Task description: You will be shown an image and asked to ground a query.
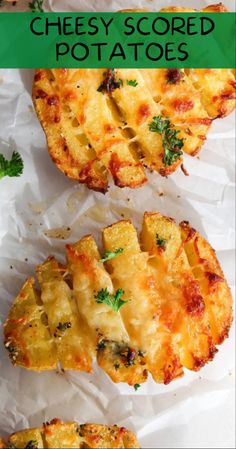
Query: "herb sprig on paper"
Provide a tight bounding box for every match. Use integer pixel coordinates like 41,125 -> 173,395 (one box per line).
149,115 -> 184,167
0,151 -> 24,180
95,288 -> 128,312
100,248 -> 124,263
28,0 -> 44,12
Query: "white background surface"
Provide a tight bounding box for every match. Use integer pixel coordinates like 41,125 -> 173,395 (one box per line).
0,1 -> 235,448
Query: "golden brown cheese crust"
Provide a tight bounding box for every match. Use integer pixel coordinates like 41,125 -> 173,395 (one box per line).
4,212 -> 233,386
1,419 -> 140,448
32,4 -> 236,190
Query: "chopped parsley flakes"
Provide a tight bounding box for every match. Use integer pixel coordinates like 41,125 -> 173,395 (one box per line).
126,79 -> 138,87
54,321 -> 71,337
156,234 -> 167,249
95,288 -> 128,312
100,247 -> 124,263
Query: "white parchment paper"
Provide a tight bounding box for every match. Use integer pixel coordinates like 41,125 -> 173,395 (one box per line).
0,1 -> 235,448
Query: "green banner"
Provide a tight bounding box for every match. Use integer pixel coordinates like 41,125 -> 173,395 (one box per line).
0,12 -> 235,68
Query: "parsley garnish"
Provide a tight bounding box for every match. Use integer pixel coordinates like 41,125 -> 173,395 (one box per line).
95,288 -> 128,312
100,247 -> 124,263
156,234 -> 167,249
126,79 -> 138,87
134,383 -> 141,391
0,151 -> 24,180
25,442 -> 38,449
149,116 -> 184,167
28,0 -> 44,12
54,321 -> 71,337
57,322 -> 71,331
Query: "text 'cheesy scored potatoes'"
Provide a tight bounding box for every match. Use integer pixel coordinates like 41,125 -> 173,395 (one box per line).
30,15 -> 215,37
4,212 -> 233,387
32,3 -> 236,192
0,418 -> 140,448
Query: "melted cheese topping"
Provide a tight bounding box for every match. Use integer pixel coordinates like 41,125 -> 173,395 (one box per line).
66,235 -> 129,344
4,212 -> 233,385
4,278 -> 57,371
3,419 -> 140,449
32,4 -> 235,191
37,257 -> 94,371
103,220 -> 183,383
52,69 -> 146,189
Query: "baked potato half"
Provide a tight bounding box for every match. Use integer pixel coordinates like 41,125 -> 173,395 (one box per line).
0,418 -> 139,448
32,4 -> 235,191
4,212 -> 232,386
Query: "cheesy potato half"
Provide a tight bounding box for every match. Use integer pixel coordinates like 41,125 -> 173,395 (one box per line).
32,4 -> 235,192
4,212 -> 232,386
0,418 -> 139,448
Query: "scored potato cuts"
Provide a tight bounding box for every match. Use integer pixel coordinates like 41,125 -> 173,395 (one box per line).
0,418 -> 139,448
32,4 -> 236,192
4,212 -> 232,386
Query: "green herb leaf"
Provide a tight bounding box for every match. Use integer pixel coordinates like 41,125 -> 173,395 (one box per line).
95,288 -> 128,312
134,383 -> 141,391
100,247 -> 124,263
156,234 -> 167,249
149,115 -> 184,167
57,322 -> 71,331
28,0 -> 44,12
0,151 -> 24,180
24,441 -> 38,449
54,321 -> 71,337
126,79 -> 138,87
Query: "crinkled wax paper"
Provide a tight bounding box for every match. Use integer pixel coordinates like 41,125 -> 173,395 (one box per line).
0,1 -> 235,447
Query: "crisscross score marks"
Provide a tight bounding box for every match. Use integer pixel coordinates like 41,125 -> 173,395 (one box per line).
112,69 -> 183,175
160,4 -> 235,119
141,213 -> 217,373
140,69 -> 212,156
4,213 -> 233,385
102,220 -> 183,384
180,221 -> 233,345
4,278 -> 57,370
52,69 -> 147,189
3,419 -> 140,449
66,236 -> 147,385
33,4 -> 236,191
187,69 -> 236,118
66,236 -> 128,343
37,257 -> 93,372
33,69 -> 108,192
